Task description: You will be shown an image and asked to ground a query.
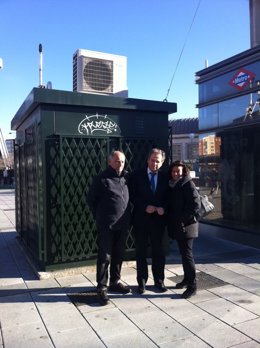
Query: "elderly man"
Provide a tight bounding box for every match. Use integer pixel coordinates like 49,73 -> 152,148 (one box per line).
87,150 -> 131,305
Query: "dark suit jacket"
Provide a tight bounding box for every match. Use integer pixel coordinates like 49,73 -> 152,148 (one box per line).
129,168 -> 169,228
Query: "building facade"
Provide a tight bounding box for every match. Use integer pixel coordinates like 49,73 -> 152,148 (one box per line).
5,139 -> 14,168
169,118 -> 199,166
196,45 -> 260,240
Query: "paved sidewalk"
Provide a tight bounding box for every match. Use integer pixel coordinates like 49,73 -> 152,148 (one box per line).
0,189 -> 260,348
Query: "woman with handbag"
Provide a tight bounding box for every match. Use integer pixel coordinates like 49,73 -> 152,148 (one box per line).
168,161 -> 201,299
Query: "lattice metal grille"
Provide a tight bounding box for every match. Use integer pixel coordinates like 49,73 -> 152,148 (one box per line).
122,138 -> 157,172
15,124 -> 40,260
61,137 -> 108,261
37,124 -> 44,260
14,143 -> 21,235
46,136 -> 109,264
46,137 -> 62,263
25,125 -> 39,255
20,145 -> 27,239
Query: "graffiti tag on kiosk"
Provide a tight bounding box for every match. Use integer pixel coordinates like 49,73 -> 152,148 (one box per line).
78,113 -> 121,135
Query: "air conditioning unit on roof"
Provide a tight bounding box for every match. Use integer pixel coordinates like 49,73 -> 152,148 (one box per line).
73,49 -> 128,97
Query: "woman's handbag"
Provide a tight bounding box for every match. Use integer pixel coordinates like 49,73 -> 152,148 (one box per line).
198,195 -> 214,217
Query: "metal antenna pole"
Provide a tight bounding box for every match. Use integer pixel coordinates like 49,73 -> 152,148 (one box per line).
39,44 -> 43,87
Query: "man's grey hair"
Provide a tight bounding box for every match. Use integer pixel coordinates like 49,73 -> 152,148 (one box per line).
108,150 -> 125,161
148,148 -> 166,161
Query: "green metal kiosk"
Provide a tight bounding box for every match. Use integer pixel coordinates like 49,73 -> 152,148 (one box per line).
11,88 -> 177,271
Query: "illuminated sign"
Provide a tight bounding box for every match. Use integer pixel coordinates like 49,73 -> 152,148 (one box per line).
229,68 -> 255,91
78,113 -> 121,136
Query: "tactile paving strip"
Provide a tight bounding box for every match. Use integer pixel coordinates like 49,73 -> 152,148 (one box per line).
67,291 -> 98,306
168,271 -> 228,290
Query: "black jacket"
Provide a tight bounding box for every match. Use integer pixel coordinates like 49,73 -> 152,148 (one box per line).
129,168 -> 169,227
168,175 -> 201,239
87,166 -> 131,231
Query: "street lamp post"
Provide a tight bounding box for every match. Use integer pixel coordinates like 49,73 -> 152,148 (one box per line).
189,133 -> 195,160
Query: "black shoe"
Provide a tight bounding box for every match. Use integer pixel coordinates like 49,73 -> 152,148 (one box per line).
154,281 -> 167,293
138,286 -> 145,294
138,285 -> 146,294
109,282 -> 131,294
175,280 -> 188,289
137,280 -> 146,294
97,288 -> 109,306
181,287 -> 197,299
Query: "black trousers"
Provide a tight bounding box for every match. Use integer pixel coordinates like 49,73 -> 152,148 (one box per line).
96,227 -> 128,289
176,238 -> 196,288
134,215 -> 166,285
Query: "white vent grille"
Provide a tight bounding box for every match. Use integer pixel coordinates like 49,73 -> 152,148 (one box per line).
73,49 -> 128,97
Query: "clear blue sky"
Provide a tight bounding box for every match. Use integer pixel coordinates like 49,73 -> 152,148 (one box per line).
0,0 -> 250,140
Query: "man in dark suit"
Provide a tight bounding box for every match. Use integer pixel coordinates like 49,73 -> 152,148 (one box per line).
129,148 -> 169,294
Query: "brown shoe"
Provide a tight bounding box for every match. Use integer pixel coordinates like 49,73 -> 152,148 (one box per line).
109,282 -> 131,294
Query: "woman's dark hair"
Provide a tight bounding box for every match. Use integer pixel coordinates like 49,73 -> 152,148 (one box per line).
169,160 -> 190,177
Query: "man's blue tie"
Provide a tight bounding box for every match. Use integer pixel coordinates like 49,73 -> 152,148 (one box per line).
150,172 -> 156,193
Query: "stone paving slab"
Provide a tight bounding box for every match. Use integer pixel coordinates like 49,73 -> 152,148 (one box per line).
123,307 -> 193,345
202,267 -> 260,293
180,313 -> 251,348
56,274 -> 92,287
0,293 -> 40,328
2,321 -> 53,348
103,329 -> 157,348
49,326 -> 105,348
234,318 -> 260,343
196,297 -> 258,325
0,283 -> 28,297
0,212 -> 14,230
25,278 -> 61,290
82,306 -> 140,340
217,262 -> 260,280
234,342 -> 260,348
245,262 -> 260,270
188,288 -> 219,304
137,317 -> 193,345
160,336 -> 211,348
210,284 -> 260,315
150,295 -> 208,321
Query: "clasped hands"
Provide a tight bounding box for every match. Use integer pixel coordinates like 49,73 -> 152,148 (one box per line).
146,205 -> 165,215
